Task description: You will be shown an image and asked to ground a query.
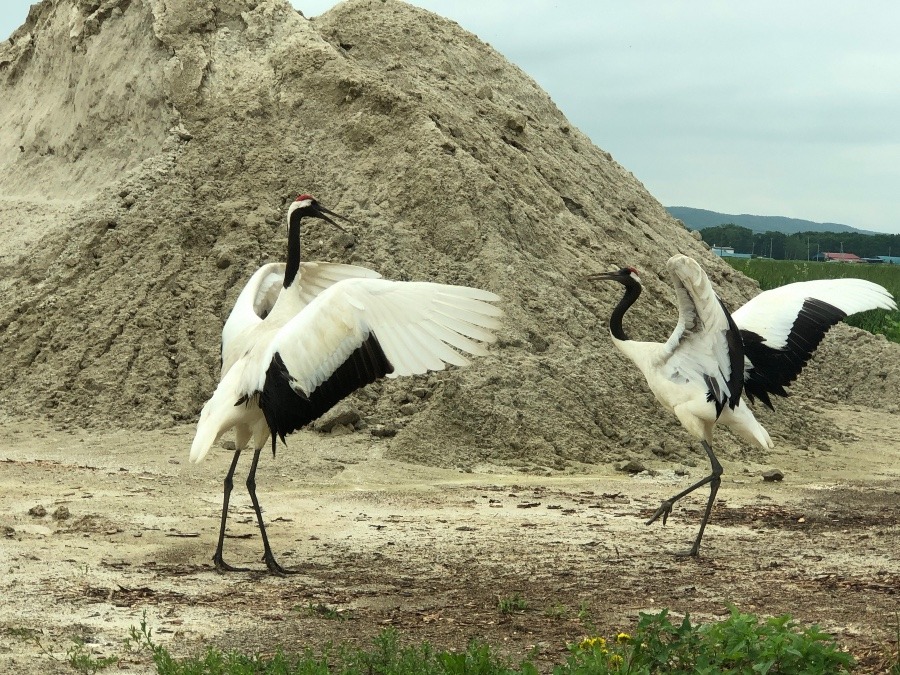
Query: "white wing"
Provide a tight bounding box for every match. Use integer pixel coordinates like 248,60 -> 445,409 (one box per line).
221,263 -> 286,355
733,278 -> 896,408
733,278 -> 896,349
270,278 -> 502,395
658,255 -> 742,415
221,261 -> 382,368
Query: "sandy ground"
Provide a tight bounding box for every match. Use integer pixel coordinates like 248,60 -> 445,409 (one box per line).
1,403 -> 898,673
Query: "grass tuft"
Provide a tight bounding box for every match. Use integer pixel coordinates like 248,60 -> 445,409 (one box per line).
558,606 -> 853,674
66,638 -> 119,674
497,593 -> 529,614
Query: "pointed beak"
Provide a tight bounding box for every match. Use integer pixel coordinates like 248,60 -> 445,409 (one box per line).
585,270 -> 621,282
309,203 -> 351,232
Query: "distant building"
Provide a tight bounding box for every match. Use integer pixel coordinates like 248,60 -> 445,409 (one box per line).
878,255 -> 900,265
712,245 -> 751,259
813,252 -> 862,263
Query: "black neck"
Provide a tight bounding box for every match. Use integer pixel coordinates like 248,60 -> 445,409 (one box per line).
609,278 -> 641,341
283,214 -> 303,288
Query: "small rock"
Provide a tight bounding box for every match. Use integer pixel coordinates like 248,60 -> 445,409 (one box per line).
28,505 -> 47,518
220,439 -> 237,451
475,84 -> 493,100
216,251 -> 232,269
314,403 -> 361,432
690,229 -> 702,241
330,423 -> 354,436
171,123 -> 193,141
617,459 -> 646,474
333,232 -> 356,249
398,403 -> 417,416
651,445 -> 673,458
506,113 -> 526,133
52,506 -> 71,521
370,424 -> 397,438
762,469 -> 784,482
674,466 -> 689,476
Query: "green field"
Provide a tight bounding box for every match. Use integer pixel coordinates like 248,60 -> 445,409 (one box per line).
724,258 -> 900,343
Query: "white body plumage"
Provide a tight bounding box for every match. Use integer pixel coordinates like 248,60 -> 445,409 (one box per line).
190,194 -> 503,574
589,253 -> 896,555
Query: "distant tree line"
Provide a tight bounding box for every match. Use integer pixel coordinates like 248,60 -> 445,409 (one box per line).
699,224 -> 900,260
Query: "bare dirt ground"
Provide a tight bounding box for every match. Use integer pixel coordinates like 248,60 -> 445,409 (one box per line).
1,403 -> 898,673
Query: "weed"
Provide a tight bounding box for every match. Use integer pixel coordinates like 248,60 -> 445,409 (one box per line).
120,606 -> 858,675
301,602 -> 348,621
498,593 -> 529,614
557,606 -> 854,674
4,626 -> 40,640
576,600 -> 593,625
125,620 -> 537,675
66,638 -> 118,674
544,602 -> 570,620
125,612 -> 178,673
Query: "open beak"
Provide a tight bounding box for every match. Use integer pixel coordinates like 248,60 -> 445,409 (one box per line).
310,203 -> 352,232
585,270 -> 622,282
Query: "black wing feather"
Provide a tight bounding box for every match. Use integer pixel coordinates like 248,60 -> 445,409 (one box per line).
259,333 -> 394,448
742,298 -> 847,409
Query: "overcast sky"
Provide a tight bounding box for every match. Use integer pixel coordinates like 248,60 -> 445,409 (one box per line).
3,1 -> 899,234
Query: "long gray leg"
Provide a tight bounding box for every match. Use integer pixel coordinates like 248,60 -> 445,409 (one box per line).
213,450 -> 249,572
646,440 -> 723,556
245,447 -> 298,576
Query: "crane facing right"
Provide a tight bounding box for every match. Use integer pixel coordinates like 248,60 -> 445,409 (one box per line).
588,254 -> 896,557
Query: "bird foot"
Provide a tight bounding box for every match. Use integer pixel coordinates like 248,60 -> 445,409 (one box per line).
646,499 -> 675,526
212,554 -> 250,573
673,545 -> 701,558
263,552 -> 301,577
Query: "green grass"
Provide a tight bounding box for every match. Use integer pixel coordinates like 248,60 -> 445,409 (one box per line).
561,607 -> 854,674
725,258 -> 900,342
497,593 -> 529,614
125,616 -> 538,675
300,602 -> 349,622
66,638 -> 119,674
112,606 -> 869,675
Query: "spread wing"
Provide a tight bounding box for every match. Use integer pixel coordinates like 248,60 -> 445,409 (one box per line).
258,278 -> 503,441
659,255 -> 743,417
191,276 -> 502,463
221,261 -> 382,362
733,278 -> 896,409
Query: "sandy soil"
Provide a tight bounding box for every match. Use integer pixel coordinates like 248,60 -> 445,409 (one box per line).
1,3 -> 898,674
2,403 -> 898,673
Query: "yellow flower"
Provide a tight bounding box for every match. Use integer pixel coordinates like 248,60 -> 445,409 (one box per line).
615,632 -> 632,644
578,636 -> 607,650
609,654 -> 624,666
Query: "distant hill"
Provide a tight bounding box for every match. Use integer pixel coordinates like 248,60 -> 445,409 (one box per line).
666,206 -> 879,235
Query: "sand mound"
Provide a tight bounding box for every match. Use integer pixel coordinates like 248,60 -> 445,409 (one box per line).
1,0 -> 897,471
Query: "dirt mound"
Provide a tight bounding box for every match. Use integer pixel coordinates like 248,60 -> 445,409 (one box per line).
0,0 -> 897,471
